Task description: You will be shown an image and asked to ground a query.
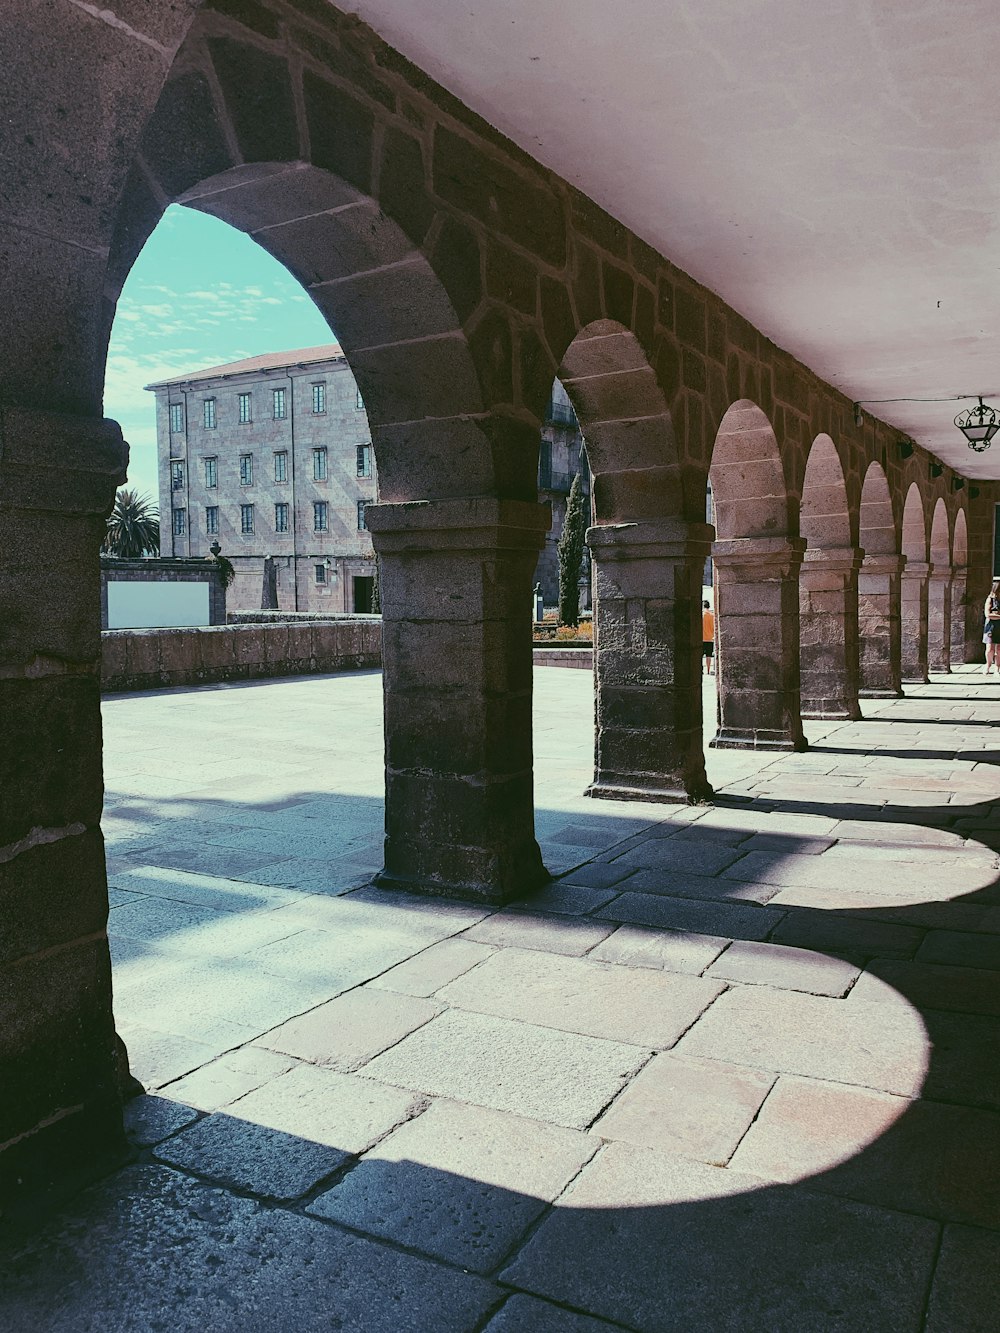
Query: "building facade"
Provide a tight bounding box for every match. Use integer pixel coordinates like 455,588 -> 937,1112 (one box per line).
536,379 -> 591,610
147,346 -> 378,613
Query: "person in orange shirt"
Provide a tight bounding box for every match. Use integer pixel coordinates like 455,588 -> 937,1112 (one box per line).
702,600 -> 715,675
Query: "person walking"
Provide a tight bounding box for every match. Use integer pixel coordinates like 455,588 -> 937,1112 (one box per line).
702,599 -> 716,676
984,581 -> 1000,674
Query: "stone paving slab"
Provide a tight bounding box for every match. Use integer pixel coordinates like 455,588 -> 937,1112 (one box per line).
769,909 -> 922,960
728,1074 -> 1000,1230
259,988 -> 442,1069
123,1094 -> 200,1148
613,868 -> 780,904
159,1045 -> 297,1111
597,891 -> 783,940
109,865 -> 303,913
461,912 -> 615,956
438,947 -> 725,1048
675,988 -> 929,1096
590,925 -> 729,975
521,883 -> 622,915
917,929 -> 1000,970
919,1010 -> 1000,1110
849,959 -> 1000,1017
364,1009 -> 648,1129
500,1141 -> 940,1332
925,1225 -> 1000,1333
0,1166 -> 499,1331
707,939 -> 861,996
556,861 -> 638,889
365,938 -> 496,996
591,1053 -> 775,1165
609,838 -> 746,877
116,1022 -> 244,1090
309,1098 -> 596,1272
484,1295 -> 622,1332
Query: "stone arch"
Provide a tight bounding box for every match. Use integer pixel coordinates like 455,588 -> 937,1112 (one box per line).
799,436 -> 860,718
950,507 -> 971,664
708,402 -> 804,750
858,462 -> 903,697
556,323 -> 709,802
557,321 -> 683,523
928,498 -> 953,672
901,484 -> 930,682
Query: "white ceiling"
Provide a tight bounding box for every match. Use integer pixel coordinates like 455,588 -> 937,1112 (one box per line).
349,0 -> 1000,477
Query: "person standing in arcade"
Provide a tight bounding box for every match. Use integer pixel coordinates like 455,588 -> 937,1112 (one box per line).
702,599 -> 716,676
984,581 -> 1000,674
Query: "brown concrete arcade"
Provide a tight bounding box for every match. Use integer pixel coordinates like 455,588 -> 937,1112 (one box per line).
1,0 -> 995,1211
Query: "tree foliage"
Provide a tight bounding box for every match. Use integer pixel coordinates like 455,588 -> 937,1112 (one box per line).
557,471 -> 587,627
103,488 -> 160,558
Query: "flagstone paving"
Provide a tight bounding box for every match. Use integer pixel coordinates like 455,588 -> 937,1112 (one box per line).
3,666 -> 1000,1330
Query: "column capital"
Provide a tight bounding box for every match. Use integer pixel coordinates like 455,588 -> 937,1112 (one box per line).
0,407 -> 127,516
929,565 -> 954,583
861,553 -> 906,576
802,545 -> 865,573
586,519 -> 713,561
365,497 -> 550,555
902,560 -> 932,579
712,535 -> 806,571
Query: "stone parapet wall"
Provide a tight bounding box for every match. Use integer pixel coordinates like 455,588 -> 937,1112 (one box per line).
533,647 -> 593,669
101,622 -> 381,693
228,611 -> 381,624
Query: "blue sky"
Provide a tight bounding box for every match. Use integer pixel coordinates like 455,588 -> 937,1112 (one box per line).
105,205 -> 334,502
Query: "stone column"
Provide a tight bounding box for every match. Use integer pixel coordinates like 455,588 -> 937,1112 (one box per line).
901,560 -> 932,683
950,569 -> 969,665
0,407 -> 128,1188
927,567 -> 953,673
586,520 -> 713,804
798,546 -> 863,719
858,554 -> 905,698
365,497 -> 550,905
710,536 -> 807,751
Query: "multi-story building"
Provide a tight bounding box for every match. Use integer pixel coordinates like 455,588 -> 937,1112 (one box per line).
146,345 -> 378,613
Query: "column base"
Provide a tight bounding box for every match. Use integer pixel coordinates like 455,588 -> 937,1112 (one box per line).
710,729 -> 808,752
859,688 -> 904,699
901,675 -> 930,685
800,703 -> 863,720
373,849 -> 549,907
586,776 -> 714,805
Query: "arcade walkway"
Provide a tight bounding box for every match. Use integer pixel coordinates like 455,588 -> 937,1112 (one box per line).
2,667 -> 999,1330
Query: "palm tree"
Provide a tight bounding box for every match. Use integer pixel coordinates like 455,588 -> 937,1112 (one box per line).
103,488 -> 160,558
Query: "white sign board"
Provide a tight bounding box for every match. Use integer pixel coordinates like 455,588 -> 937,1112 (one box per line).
108,580 -> 211,629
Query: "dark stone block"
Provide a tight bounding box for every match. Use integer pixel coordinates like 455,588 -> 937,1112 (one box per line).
486,240 -> 537,316
208,38 -> 299,164
207,0 -> 282,36
633,283 -> 655,354
540,277 -> 578,364
602,263 -> 634,327
106,164 -> 164,297
682,349 -> 706,393
304,69 -> 375,192
379,127 -> 435,244
294,25 -> 396,111
469,308 -> 514,406
517,327 -> 556,421
432,214 -> 483,323
0,830 -> 108,966
141,70 -> 235,201
574,245 -> 603,327
675,287 -> 707,353
434,128 -> 566,268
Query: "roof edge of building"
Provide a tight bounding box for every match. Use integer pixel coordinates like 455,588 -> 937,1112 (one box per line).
144,343 -> 345,391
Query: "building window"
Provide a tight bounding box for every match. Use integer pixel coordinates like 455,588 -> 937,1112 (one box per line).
240,504 -> 254,535
238,392 -> 252,424
274,450 -> 288,483
356,445 -> 371,478
173,508 -> 186,536
203,398 -> 216,429
206,506 -> 219,535
239,454 -> 253,486
275,502 -> 289,533
169,403 -> 184,433
272,388 -> 286,420
356,388 -> 364,411
312,382 -> 326,414
315,563 -> 327,584
170,461 -> 184,490
314,501 -> 328,532
357,499 -> 368,531
204,457 -> 217,488
313,447 -> 327,481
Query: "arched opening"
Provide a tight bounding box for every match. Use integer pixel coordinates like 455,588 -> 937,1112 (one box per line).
708,402 -> 804,751
927,499 -> 953,672
798,435 -> 860,718
951,508 -> 971,663
858,462 -> 903,697
900,484 -> 930,683
556,322 -> 711,801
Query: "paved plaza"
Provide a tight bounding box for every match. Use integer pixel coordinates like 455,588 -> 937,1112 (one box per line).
3,666 -> 1000,1330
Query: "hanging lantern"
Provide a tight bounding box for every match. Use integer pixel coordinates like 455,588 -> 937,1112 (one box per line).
955,397 -> 1000,452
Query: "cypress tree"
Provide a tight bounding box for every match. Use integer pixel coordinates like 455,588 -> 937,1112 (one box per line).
557,471 -> 586,627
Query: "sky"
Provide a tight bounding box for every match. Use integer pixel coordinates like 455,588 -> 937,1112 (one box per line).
104,205 -> 335,502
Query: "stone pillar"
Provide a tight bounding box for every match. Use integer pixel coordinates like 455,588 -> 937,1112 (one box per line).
928,567 -> 953,673
950,569 -> 969,665
365,497 -> 550,905
901,561 -> 932,683
710,536 -> 807,751
858,554 -> 905,698
0,407 -> 128,1188
798,546 -> 863,719
586,520 -> 713,804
